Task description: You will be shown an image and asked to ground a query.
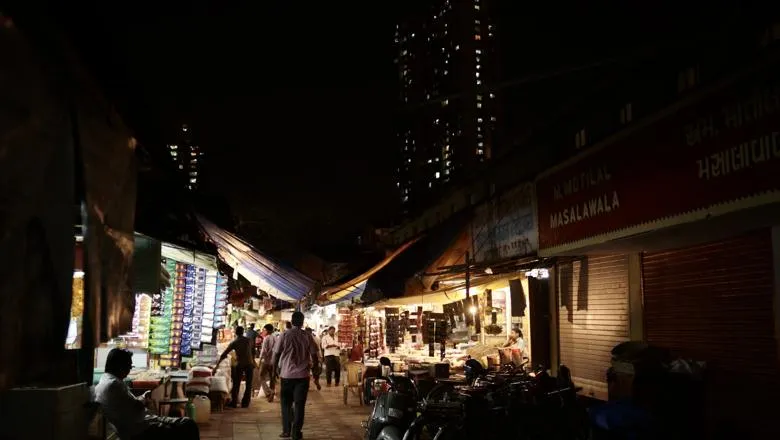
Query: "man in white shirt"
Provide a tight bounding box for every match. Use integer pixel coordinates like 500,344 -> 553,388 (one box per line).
95,348 -> 199,440
320,326 -> 341,387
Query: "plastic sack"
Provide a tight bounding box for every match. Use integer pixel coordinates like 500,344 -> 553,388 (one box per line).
210,376 -> 229,393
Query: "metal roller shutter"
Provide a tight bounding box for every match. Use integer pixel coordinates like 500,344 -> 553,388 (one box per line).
642,229 -> 779,435
557,254 -> 630,400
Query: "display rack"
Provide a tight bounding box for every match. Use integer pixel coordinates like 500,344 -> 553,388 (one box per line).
337,308 -> 354,345
149,259 -> 175,355
355,312 -> 366,346
191,267 -> 207,350
384,308 -> 402,353
201,270 -> 218,343
423,313 -> 448,359
214,274 -> 228,328
368,316 -> 382,359
181,264 -> 195,356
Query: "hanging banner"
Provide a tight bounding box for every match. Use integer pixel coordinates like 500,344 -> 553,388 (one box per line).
472,183 -> 537,263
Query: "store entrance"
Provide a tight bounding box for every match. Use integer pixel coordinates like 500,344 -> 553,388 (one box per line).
528,277 -> 551,370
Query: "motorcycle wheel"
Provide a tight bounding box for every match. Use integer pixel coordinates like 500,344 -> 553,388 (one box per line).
376,425 -> 403,440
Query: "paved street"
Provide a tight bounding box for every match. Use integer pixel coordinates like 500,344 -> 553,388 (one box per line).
200,381 -> 370,440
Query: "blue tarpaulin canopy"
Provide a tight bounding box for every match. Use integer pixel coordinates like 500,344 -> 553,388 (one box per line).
197,215 -> 315,302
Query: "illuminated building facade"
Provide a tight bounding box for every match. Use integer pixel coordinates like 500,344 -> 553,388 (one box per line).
394,0 -> 499,213
167,124 -> 203,191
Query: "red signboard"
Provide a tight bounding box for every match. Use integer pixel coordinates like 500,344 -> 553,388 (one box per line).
536,63 -> 780,251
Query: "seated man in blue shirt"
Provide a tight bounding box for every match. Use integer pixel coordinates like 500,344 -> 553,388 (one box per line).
95,348 -> 200,440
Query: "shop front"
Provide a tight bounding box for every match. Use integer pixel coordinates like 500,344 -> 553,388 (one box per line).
323,188 -> 550,376
551,254 -> 631,400
369,278 -> 525,371
96,237 -> 228,382
466,182 -> 549,368
536,56 -> 780,433
311,226 -> 460,370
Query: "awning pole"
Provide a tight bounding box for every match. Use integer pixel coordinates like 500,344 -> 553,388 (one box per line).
465,251 -> 470,300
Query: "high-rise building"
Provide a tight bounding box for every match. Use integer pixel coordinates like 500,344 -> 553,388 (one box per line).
167,124 -> 203,191
394,0 -> 499,213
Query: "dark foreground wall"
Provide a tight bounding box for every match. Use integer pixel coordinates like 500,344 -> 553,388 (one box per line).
0,11 -> 137,390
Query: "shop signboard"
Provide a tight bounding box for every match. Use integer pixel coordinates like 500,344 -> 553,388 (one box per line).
491,289 -> 507,309
472,183 -> 537,263
536,62 -> 780,254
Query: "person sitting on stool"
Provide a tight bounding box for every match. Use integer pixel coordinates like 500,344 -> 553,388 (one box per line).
95,348 -> 200,440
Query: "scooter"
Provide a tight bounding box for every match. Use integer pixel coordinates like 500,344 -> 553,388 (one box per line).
363,360 -> 419,440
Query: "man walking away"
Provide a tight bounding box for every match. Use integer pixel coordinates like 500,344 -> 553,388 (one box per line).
259,323 -> 278,401
274,311 -> 319,440
216,326 -> 255,408
321,326 -> 341,387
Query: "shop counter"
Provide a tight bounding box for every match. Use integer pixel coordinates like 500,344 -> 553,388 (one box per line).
92,369 -> 187,403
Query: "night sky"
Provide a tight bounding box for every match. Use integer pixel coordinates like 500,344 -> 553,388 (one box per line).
42,0 -> 771,257
52,0 -> 405,255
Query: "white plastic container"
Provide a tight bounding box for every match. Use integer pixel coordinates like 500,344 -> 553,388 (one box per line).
193,395 -> 211,424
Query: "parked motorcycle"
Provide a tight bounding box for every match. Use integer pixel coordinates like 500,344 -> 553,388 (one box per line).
364,372 -> 418,440
400,363 -> 587,440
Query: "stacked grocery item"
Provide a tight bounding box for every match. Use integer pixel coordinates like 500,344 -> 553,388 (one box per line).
160,262 -> 187,367
181,264 -> 196,356
149,259 -> 175,357
201,270 -> 218,344
191,267 -> 207,350
125,294 -> 152,349
213,274 -> 228,328
193,344 -> 220,366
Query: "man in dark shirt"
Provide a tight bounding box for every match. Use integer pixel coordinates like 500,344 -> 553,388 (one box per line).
216,326 -> 255,408
245,323 -> 259,357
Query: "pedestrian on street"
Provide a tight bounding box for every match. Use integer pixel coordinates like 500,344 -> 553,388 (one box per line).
273,311 -> 320,440
321,326 -> 341,387
245,323 -> 259,357
215,325 -> 255,408
259,323 -> 278,402
305,327 -> 322,390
